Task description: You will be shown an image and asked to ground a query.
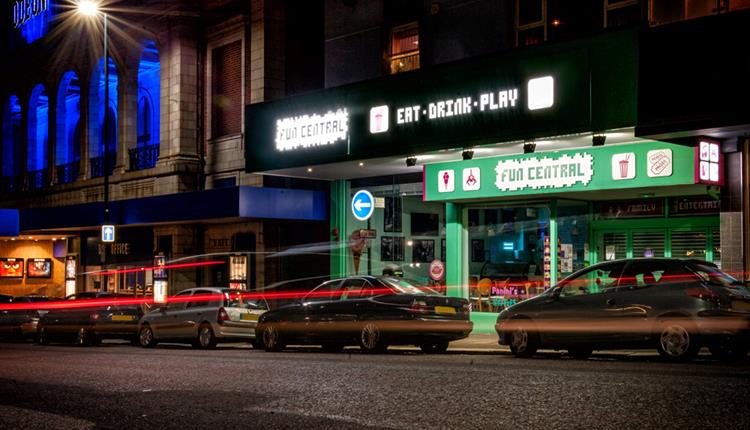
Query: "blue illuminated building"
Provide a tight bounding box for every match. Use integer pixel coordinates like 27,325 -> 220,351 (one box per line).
27,84 -> 49,189
133,40 -> 160,170
1,96 -> 22,192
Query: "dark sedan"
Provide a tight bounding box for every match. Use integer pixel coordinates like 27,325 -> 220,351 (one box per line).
37,292 -> 145,346
256,276 -> 472,353
496,258 -> 750,361
0,296 -> 58,340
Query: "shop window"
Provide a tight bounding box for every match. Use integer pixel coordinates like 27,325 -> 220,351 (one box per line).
348,184 -> 444,285
1,95 -> 22,192
27,84 -> 49,190
211,40 -> 242,138
516,0 -> 546,46
88,56 -> 118,177
558,261 -> 626,296
649,0 -> 724,26
56,71 -> 81,184
468,204 -> 551,312
388,23 -> 420,74
605,0 -> 642,28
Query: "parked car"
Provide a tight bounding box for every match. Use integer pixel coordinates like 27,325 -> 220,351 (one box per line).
496,258 -> 750,361
137,287 -> 269,348
37,292 -> 145,346
0,296 -> 58,340
255,276 -> 473,353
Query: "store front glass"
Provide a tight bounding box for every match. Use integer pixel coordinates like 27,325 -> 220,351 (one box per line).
347,181 -> 446,289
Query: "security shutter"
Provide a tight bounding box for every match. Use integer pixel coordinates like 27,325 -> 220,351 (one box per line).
670,230 -> 707,260
602,232 -> 627,261
632,231 -> 665,258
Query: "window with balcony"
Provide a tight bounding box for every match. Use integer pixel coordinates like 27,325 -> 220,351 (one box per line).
211,40 -> 242,139
388,23 -> 420,75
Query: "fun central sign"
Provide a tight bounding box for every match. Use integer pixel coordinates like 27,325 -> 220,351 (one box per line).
275,109 -> 349,151
495,153 -> 593,192
423,142 -> 697,202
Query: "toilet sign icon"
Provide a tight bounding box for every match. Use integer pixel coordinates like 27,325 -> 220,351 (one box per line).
101,225 -> 116,243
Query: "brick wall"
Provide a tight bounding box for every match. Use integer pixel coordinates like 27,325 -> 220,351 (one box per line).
211,41 -> 243,138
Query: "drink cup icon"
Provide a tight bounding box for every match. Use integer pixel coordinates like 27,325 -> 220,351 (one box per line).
619,156 -> 630,178
374,113 -> 383,130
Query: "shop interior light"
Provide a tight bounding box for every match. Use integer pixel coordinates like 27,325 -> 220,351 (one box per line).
462,149 -> 474,160
358,162 -> 364,166
406,156 -> 417,167
306,167 -> 313,172
523,140 -> 536,154
592,134 -> 606,146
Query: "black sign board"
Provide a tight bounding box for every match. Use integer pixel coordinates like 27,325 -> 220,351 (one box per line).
596,200 -> 665,219
669,197 -> 720,217
84,227 -> 154,265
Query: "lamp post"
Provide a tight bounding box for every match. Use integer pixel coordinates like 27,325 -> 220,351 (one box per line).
78,0 -> 111,291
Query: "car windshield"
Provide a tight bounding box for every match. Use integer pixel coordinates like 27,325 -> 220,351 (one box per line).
222,290 -> 268,310
688,263 -> 746,290
380,277 -> 439,295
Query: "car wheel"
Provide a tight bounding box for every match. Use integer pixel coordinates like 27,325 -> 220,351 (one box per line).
196,324 -> 217,349
359,322 -> 388,354
321,343 -> 345,353
709,337 -> 749,361
37,326 -> 49,345
656,320 -> 700,362
420,341 -> 450,354
508,321 -> 538,358
261,324 -> 285,352
138,325 -> 158,348
567,346 -> 593,359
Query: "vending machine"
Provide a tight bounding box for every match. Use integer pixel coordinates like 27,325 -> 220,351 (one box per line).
229,254 -> 248,290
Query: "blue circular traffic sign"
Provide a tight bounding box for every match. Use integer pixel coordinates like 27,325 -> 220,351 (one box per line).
351,190 -> 375,221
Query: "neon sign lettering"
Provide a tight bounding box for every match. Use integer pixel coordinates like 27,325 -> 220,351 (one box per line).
13,0 -> 49,28
275,109 -> 349,151
495,153 -> 593,192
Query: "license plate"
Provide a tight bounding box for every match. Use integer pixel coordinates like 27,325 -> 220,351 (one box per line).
241,313 -> 260,321
732,300 -> 750,312
434,306 -> 456,315
111,315 -> 135,321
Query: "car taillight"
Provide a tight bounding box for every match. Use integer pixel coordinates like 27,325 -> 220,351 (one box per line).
685,287 -> 721,304
410,300 -> 429,314
218,307 -> 230,323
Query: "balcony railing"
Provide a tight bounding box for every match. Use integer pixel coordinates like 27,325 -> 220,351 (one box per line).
27,169 -> 49,190
56,161 -> 80,185
90,152 -> 116,178
389,51 -> 420,74
0,176 -> 21,194
128,144 -> 159,171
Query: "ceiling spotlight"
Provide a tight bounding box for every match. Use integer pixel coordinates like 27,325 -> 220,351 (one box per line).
406,156 -> 417,167
462,149 -> 474,160
592,134 -> 606,146
523,141 -> 536,154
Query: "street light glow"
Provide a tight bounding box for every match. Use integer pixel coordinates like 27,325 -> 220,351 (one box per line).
78,0 -> 99,16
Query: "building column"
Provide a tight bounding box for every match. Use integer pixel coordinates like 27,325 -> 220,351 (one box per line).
116,55 -> 139,175
78,72 -> 90,180
445,202 -> 465,299
330,180 -> 349,278
249,0 -> 285,103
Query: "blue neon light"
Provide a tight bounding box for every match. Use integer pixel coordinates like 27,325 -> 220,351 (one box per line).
502,241 -> 514,251
57,71 -> 81,167
137,41 -> 160,148
27,84 -> 49,172
14,0 -> 55,44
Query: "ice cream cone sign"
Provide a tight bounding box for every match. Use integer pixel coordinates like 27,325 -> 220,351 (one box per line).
350,230 -> 367,274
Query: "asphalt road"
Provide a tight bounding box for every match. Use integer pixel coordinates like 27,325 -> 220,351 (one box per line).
1,341 -> 749,429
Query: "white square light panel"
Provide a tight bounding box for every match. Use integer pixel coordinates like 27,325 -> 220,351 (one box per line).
527,76 -> 554,111
369,105 -> 389,134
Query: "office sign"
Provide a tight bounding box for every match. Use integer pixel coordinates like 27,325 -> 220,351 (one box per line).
424,142 -> 696,201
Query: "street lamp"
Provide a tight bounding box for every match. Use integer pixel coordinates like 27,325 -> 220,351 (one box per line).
77,0 -> 112,291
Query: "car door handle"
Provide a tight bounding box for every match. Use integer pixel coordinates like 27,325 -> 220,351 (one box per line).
606,298 -> 616,306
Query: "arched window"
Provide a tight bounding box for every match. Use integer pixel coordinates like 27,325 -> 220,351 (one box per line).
133,40 -> 160,171
89,57 -> 118,177
1,96 -> 22,192
56,71 -> 81,184
28,84 -> 49,189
